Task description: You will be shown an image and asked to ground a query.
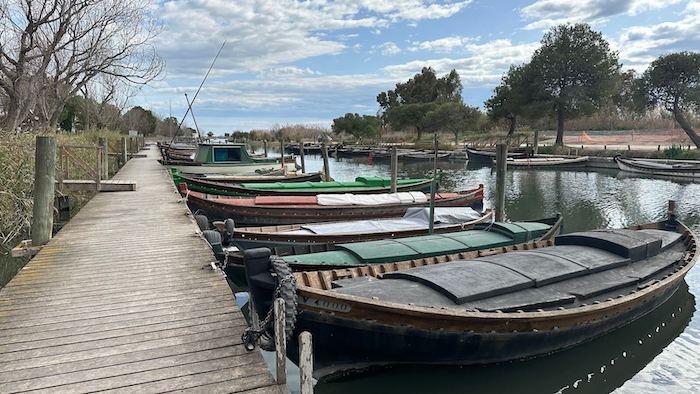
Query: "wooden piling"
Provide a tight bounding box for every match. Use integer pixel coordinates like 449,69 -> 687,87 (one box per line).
428,134 -> 438,234
263,140 -> 268,157
390,146 -> 398,193
321,142 -> 331,182
495,144 -> 507,222
279,139 -> 285,173
31,136 -> 57,246
99,137 -> 109,178
668,200 -> 677,221
274,298 -> 287,386
533,130 -> 539,155
299,142 -> 306,173
299,331 -> 314,394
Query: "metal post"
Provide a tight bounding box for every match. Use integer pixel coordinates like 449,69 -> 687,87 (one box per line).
31,136 -> 56,246
299,331 -> 314,394
299,142 -> 306,173
428,134 -> 438,234
274,298 -> 287,386
390,146 -> 398,193
495,144 -> 507,222
321,142 -> 331,182
99,137 -> 108,178
263,140 -> 268,157
533,130 -> 539,155
121,137 -> 128,166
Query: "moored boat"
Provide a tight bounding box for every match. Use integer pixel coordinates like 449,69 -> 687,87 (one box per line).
180,184 -> 484,225
243,211 -> 696,379
172,171 -> 325,196
614,156 -> 700,179
166,143 -> 296,175
466,147 -> 529,163
507,156 -> 589,168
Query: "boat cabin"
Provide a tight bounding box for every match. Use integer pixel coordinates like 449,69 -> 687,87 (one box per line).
194,143 -> 266,164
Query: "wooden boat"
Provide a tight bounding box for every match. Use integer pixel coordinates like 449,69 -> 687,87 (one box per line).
507,156 -> 589,168
180,184 -> 484,225
172,171 -> 325,196
166,143 -> 296,175
614,156 -> 700,179
230,207 -> 498,255
466,147 -> 529,162
243,212 -> 697,378
178,176 -> 434,197
224,216 -> 561,287
401,151 -> 452,161
191,172 -> 323,183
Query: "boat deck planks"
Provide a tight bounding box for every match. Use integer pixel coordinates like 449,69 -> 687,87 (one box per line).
0,146 -> 280,393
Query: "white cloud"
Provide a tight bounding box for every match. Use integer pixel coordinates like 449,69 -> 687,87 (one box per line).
520,0 -> 682,30
384,39 -> 539,86
376,42 -> 402,55
408,35 -> 476,52
615,0 -> 700,70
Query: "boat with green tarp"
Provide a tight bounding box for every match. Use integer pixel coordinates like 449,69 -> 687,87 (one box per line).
225,217 -> 561,286
171,169 -> 325,196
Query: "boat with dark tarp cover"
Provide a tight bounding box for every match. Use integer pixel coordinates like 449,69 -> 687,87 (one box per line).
180,184 -> 484,225
242,210 -> 696,378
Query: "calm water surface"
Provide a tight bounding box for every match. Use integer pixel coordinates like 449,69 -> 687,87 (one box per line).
276,151 -> 700,393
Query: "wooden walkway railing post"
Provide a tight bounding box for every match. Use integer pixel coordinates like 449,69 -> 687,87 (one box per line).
263,140 -> 268,157
99,137 -> 109,178
274,298 -> 287,386
121,137 -> 128,166
95,146 -> 102,192
31,135 -> 57,246
533,130 -> 539,155
299,331 -> 314,394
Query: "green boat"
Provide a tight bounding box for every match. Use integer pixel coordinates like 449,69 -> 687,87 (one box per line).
191,176 -> 434,196
225,218 -> 561,287
164,143 -> 296,175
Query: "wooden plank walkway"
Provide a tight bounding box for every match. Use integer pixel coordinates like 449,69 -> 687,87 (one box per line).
0,146 -> 280,393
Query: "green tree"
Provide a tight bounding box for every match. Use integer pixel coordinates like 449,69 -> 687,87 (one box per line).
122,106 -> 157,135
423,102 -> 481,143
530,24 -> 621,145
485,63 -> 547,135
637,52 -> 700,148
384,102 -> 439,140
332,113 -> 380,140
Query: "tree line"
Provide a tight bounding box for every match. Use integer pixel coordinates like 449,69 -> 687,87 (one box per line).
333,23 -> 700,148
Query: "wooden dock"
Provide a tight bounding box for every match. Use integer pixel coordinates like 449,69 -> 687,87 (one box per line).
0,146 -> 280,393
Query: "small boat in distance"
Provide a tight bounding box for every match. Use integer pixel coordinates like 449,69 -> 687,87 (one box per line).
180,184 -> 484,225
466,147 -> 529,162
614,156 -> 700,179
507,156 -> 589,168
165,143 -> 296,175
243,212 -> 696,379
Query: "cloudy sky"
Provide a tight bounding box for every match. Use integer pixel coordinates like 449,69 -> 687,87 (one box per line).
135,0 -> 700,132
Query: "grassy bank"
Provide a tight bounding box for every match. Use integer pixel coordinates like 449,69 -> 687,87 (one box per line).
0,130 -> 126,287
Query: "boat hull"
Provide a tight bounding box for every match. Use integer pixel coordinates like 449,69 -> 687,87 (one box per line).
615,157 -> 700,179
289,281 -> 681,378
169,162 -> 297,175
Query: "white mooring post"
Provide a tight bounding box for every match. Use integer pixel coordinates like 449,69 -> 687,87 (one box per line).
299,331 -> 314,394
274,298 -> 287,386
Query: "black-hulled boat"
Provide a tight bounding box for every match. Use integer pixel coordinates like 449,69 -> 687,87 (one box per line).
243,212 -> 696,378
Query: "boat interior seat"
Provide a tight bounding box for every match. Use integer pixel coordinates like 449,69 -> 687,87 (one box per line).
555,229 -> 663,262
637,229 -> 683,250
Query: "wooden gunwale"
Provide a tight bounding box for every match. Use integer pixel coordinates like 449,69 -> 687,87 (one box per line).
292,221 -> 696,333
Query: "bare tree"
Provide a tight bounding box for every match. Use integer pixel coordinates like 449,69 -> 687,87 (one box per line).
0,0 -> 163,131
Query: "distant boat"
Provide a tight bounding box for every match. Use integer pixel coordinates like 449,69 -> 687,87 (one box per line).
507,156 -> 589,168
614,156 -> 700,179
402,151 -> 452,161
179,185 -> 484,225
466,147 -> 529,162
243,216 -> 696,378
165,143 -> 296,175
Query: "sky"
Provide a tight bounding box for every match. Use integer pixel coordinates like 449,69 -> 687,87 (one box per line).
134,0 -> 700,132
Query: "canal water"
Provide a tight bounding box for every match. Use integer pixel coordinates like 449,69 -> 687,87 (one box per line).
290,153 -> 700,394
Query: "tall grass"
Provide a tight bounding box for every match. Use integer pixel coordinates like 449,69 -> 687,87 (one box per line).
0,129 -> 125,287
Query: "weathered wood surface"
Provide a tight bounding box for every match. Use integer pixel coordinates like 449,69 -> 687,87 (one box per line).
59,179 -> 137,192
0,146 -> 279,393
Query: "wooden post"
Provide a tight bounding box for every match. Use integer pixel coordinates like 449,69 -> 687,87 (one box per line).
274,298 -> 287,386
627,144 -> 631,151
279,139 -> 285,173
428,134 -> 438,234
657,145 -> 661,151
390,147 -> 398,193
668,200 -> 677,222
31,136 -> 57,246
263,140 -> 268,157
121,137 -> 128,166
299,142 -> 306,173
299,331 -> 313,394
95,146 -> 102,192
321,142 -> 331,182
57,146 -> 64,193
495,144 -> 507,222
99,137 -> 108,178
533,130 -> 539,155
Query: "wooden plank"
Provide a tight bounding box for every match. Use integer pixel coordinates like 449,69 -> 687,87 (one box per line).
0,145 -> 276,393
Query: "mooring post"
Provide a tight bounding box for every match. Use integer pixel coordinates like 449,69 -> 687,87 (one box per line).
31,136 -> 57,246
533,130 -> 539,155
274,298 -> 287,386
99,137 -> 108,179
299,331 -> 314,394
321,142 -> 331,182
279,139 -> 285,174
263,140 -> 268,157
390,146 -> 398,193
495,144 -> 507,222
668,200 -> 677,222
428,134 -> 438,234
299,142 -> 306,173
121,137 -> 128,166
